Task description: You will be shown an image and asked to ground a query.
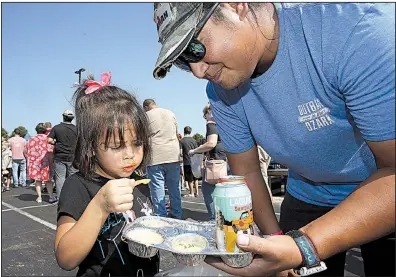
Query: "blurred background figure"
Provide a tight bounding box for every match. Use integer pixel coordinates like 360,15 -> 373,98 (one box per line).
2,137 -> 13,191
180,126 -> 199,198
43,122 -> 55,195
47,110 -> 78,198
8,128 -> 27,187
189,103 -> 227,220
177,132 -> 188,191
25,123 -> 57,203
143,99 -> 182,219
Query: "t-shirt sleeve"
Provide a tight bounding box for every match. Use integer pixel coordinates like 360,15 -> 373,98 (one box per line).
57,174 -> 91,221
206,123 -> 219,137
337,5 -> 395,141
206,82 -> 255,153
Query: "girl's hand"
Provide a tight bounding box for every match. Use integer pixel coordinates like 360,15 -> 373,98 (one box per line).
206,234 -> 303,277
96,178 -> 137,214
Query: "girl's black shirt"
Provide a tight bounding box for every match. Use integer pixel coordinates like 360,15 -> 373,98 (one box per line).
57,172 -> 159,277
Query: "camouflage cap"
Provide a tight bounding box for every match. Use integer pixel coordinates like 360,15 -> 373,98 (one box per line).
152,3 -> 205,80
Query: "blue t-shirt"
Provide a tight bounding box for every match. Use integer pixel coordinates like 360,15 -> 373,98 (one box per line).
206,3 -> 395,207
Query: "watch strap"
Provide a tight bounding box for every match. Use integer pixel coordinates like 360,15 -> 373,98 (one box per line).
288,230 -> 320,267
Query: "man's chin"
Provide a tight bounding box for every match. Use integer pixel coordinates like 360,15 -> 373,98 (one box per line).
209,73 -> 245,90
216,80 -> 242,91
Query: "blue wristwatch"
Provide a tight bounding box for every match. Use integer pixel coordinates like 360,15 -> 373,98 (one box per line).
286,230 -> 327,276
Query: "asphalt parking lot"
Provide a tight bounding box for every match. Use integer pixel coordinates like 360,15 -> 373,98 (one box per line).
1,185 -> 364,276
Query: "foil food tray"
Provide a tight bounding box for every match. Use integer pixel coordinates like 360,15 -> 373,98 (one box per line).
122,216 -> 253,267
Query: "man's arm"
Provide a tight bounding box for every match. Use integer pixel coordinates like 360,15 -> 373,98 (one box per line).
207,140 -> 395,277
299,139 -> 395,262
227,145 -> 280,235
191,134 -> 217,154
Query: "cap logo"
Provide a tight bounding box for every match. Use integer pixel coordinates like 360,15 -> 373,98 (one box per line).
156,10 -> 168,27
154,3 -> 174,35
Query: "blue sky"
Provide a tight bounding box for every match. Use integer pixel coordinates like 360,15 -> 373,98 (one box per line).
2,3 -> 210,137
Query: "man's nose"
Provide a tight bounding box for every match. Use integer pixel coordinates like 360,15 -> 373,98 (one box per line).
190,61 -> 209,79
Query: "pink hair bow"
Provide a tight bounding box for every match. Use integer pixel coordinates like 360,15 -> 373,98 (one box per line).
85,72 -> 111,94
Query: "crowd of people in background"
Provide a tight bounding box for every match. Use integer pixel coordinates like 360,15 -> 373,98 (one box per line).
2,101 -> 274,227
2,99 -> 274,222
2,110 -> 78,204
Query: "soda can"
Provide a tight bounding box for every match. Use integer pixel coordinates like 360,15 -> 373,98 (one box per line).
218,175 -> 246,184
212,181 -> 254,253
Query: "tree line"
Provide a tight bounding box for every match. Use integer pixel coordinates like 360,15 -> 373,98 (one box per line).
2,126 -> 28,139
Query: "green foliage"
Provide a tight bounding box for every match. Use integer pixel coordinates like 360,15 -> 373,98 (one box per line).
18,126 -> 28,137
193,133 -> 204,144
1,127 -> 8,138
10,126 -> 28,138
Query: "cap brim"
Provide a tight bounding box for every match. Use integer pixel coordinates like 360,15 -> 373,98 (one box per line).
153,8 -> 202,80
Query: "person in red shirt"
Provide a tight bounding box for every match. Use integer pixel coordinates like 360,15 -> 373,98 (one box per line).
25,123 -> 57,203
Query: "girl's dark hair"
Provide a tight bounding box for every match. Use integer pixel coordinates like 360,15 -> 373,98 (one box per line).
35,123 -> 47,134
72,79 -> 152,180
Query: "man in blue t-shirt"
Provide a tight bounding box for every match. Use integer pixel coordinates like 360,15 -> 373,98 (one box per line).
151,3 -> 395,277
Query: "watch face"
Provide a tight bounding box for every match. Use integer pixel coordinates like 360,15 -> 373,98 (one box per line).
298,262 -> 327,276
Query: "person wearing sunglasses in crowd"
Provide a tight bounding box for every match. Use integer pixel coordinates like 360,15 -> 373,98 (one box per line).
152,3 -> 395,277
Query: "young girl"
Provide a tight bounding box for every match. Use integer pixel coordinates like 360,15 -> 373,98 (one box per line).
55,72 -> 159,277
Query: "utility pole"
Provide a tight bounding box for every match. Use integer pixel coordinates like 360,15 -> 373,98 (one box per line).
74,68 -> 86,84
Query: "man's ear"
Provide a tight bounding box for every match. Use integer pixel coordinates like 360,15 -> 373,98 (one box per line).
222,3 -> 249,21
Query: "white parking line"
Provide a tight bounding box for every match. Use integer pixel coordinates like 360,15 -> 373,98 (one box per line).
2,201 -> 57,230
182,207 -> 208,213
181,200 -> 205,205
2,203 -> 54,212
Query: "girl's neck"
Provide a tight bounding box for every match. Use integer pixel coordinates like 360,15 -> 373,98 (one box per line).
94,164 -> 116,180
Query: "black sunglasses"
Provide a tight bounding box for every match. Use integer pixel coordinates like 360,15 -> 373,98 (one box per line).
174,3 -> 220,72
